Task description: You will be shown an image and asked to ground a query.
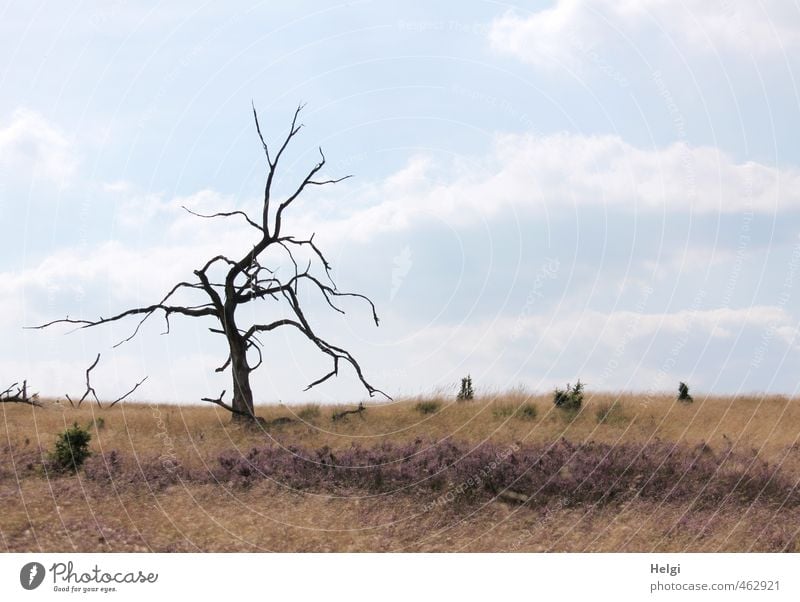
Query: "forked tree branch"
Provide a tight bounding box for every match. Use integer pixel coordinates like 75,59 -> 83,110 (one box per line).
62,354 -> 147,408
272,147 -> 352,239
68,353 -> 101,408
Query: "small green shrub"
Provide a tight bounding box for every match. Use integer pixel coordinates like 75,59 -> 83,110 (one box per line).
678,382 -> 693,403
493,404 -> 514,418
49,422 -> 92,472
88,416 -> 105,430
517,403 -> 538,421
553,380 -> 584,411
457,375 -> 474,401
415,400 -> 441,415
298,405 -> 320,421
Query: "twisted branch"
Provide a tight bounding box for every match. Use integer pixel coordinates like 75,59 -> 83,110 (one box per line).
1,380 -> 41,407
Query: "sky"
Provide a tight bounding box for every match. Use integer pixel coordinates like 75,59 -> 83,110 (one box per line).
2,0 -> 799,404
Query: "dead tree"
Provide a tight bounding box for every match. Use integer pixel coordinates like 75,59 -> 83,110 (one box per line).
31,104 -> 388,422
1,380 -> 41,406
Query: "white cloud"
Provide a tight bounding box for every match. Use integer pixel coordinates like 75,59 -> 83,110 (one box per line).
432,304 -> 795,354
300,131 -> 800,242
642,246 -> 736,278
363,301 -> 799,395
403,306 -> 798,388
113,188 -> 241,231
489,1 -> 800,69
0,108 -> 77,183
528,305 -> 798,348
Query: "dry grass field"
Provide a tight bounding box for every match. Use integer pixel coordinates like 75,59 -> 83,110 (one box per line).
2,391 -> 799,552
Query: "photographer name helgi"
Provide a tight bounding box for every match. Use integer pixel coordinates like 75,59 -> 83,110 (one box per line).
20,560 -> 158,594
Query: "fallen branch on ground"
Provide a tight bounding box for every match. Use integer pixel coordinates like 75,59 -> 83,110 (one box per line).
332,402 -> 366,422
1,380 -> 41,406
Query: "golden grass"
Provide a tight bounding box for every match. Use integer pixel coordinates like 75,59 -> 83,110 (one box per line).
2,391 -> 800,552
5,391 -> 799,464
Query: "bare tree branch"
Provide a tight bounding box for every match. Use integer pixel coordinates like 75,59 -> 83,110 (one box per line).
1,380 -> 41,407
252,100 -> 271,165
271,102 -> 305,170
72,354 -> 102,408
260,102 -> 305,235
109,376 -> 149,407
215,354 -> 231,373
200,389 -> 254,418
280,288 -> 390,398
278,233 -> 334,284
247,339 -> 263,371
273,147 -> 351,238
182,205 -> 263,232
28,304 -> 217,335
301,272 -> 380,325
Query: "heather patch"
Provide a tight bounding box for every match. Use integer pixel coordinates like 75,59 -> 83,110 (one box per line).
212,439 -> 797,508
6,438 -> 796,509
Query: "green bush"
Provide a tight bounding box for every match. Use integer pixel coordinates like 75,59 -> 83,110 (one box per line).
553,380 -> 584,411
415,400 -> 441,415
457,375 -> 474,401
517,403 -> 538,421
678,382 -> 693,403
49,422 -> 92,472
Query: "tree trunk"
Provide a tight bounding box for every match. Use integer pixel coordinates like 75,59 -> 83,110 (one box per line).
229,338 -> 254,422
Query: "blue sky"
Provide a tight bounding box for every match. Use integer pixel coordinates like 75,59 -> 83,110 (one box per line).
2,0 -> 799,403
